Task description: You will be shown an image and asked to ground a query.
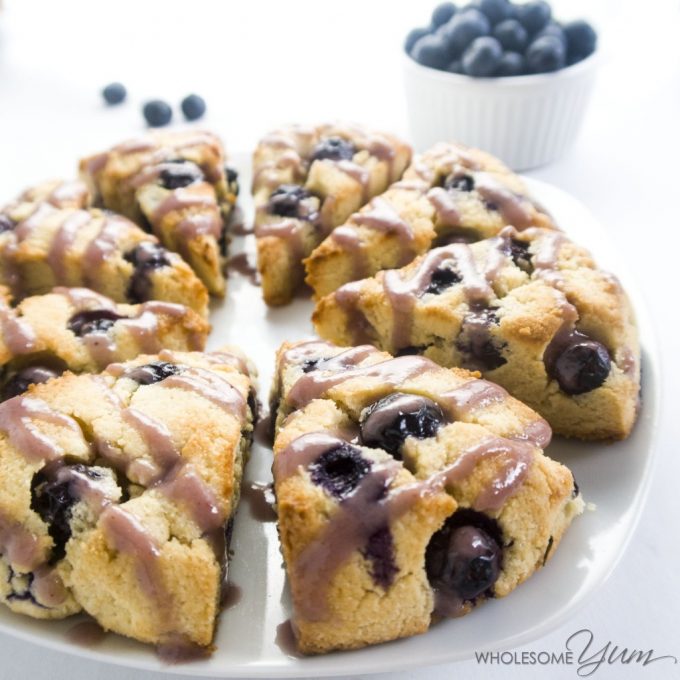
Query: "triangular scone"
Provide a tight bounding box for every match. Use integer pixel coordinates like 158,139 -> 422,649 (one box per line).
253,123 -> 412,305
0,348 -> 255,652
80,130 -> 238,296
0,189 -> 209,317
313,227 -> 640,440
270,340 -> 583,655
304,141 -> 556,299
0,287 -> 209,399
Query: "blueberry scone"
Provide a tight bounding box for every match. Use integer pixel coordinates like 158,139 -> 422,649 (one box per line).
0,286 -> 209,400
270,340 -> 583,654
313,227 -> 640,440
0,348 -> 255,652
253,123 -> 412,305
305,141 -> 556,299
0,190 -> 209,316
80,130 -> 238,296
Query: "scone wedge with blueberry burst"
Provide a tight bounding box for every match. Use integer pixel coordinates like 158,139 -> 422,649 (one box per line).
0,347 -> 255,654
305,140 -> 556,299
80,130 -> 238,297
313,227 -> 640,440
0,184 -> 209,317
0,286 -> 209,400
270,340 -> 583,654
253,123 -> 412,305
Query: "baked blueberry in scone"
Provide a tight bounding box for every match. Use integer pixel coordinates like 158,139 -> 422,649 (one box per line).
305,141 -> 556,299
252,123 -> 412,305
0,187 -> 209,316
312,227 -> 640,440
0,286 -> 209,400
270,340 -> 583,654
0,348 -> 255,652
80,130 -> 238,296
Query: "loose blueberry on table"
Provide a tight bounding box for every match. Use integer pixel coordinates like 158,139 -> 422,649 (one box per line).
102,82 -> 127,105
407,1 -> 596,77
181,94 -> 207,121
143,99 -> 173,127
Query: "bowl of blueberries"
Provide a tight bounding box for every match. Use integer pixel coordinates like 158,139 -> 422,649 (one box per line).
403,0 -> 599,170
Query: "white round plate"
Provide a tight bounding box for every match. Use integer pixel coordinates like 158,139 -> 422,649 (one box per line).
0,159 -> 660,677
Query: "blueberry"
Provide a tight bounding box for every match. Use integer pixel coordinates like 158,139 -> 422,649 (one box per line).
310,137 -> 356,163
564,20 -> 597,62
395,345 -> 428,356
362,526 -> 398,589
502,237 -> 532,271
411,33 -> 451,70
267,184 -> 318,221
180,94 -> 206,121
2,366 -> 61,401
125,361 -> 183,386
495,51 -> 526,76
462,36 -> 503,76
535,21 -> 567,49
446,59 -> 465,74
440,9 -> 490,58
470,0 -> 511,25
360,393 -> 446,459
444,173 -> 475,191
526,35 -> 566,74
432,2 -> 457,27
309,443 -> 372,500
405,26 -> 432,53
492,19 -> 528,52
225,166 -> 239,195
159,160 -> 204,190
142,100 -> 173,128
68,309 -> 126,337
550,337 -> 611,395
426,509 -> 502,603
124,242 -> 171,303
515,0 -> 551,34
301,358 -> 321,373
456,308 -> 507,371
30,464 -> 94,561
102,82 -> 127,105
0,215 -> 16,234
424,265 -> 462,295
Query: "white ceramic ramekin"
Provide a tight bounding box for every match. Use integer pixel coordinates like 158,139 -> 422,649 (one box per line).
403,50 -> 600,170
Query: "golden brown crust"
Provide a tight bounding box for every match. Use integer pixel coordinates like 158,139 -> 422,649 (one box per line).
80,130 -> 235,296
253,123 -> 412,305
0,196 -> 209,317
270,340 -> 582,654
0,348 -> 254,649
313,228 -> 640,440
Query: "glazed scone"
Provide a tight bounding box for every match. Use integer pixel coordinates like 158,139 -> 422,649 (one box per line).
313,227 -> 640,440
0,287 -> 209,399
80,130 -> 238,296
305,141 -> 556,299
0,193 -> 209,317
0,347 -> 255,651
271,340 -> 583,654
253,123 -> 411,305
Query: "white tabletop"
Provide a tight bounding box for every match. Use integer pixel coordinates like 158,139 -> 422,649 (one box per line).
0,0 -> 678,678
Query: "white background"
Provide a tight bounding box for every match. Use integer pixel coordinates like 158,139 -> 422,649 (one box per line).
0,0 -> 679,678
